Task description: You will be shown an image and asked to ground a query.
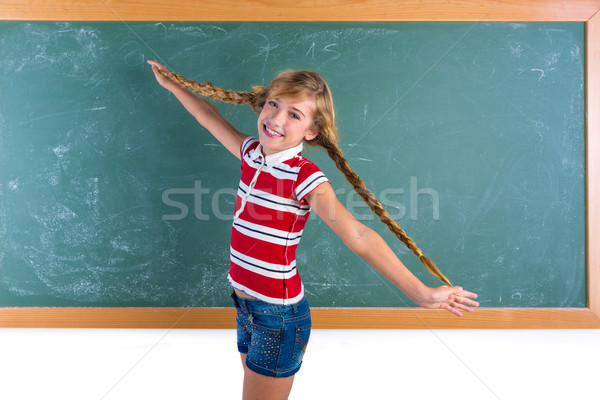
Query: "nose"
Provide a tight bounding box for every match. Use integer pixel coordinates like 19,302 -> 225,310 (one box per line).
269,108 -> 285,127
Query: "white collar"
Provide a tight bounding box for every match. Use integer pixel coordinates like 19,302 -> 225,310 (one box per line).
248,141 -> 304,170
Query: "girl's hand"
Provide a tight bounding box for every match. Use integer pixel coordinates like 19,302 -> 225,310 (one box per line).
420,286 -> 479,317
147,59 -> 176,90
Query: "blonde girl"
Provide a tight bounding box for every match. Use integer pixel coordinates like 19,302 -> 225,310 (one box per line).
148,60 -> 479,400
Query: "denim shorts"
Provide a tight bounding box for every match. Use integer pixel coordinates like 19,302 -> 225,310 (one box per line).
231,291 -> 311,378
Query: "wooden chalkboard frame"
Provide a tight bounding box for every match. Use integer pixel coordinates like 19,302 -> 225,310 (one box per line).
0,0 -> 599,329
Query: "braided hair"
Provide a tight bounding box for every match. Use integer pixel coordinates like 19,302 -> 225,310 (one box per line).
160,68 -> 452,286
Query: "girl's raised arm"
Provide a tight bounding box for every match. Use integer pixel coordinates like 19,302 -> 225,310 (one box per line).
305,182 -> 479,317
148,60 -> 249,160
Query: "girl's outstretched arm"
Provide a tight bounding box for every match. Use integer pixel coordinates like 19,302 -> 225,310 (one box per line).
147,60 -> 249,160
305,183 -> 479,317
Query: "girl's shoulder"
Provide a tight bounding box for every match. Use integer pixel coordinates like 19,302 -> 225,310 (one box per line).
293,153 -> 323,172
289,155 -> 328,183
291,156 -> 330,203
241,136 -> 260,158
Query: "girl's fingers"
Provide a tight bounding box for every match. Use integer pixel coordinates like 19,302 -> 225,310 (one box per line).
457,289 -> 478,299
449,287 -> 480,314
426,286 -> 480,316
446,304 -> 463,317
147,59 -> 165,69
461,297 -> 480,307
454,301 -> 475,312
147,60 -> 174,89
147,60 -> 169,75
454,290 -> 480,307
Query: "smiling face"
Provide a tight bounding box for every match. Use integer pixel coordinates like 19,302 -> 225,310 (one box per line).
256,96 -> 318,156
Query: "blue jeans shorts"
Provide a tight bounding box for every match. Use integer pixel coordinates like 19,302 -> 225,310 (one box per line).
231,291 -> 311,378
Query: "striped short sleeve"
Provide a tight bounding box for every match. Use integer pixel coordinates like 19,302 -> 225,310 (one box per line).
294,160 -> 330,204
240,136 -> 259,160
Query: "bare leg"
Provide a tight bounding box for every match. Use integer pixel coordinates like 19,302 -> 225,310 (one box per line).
240,353 -> 295,400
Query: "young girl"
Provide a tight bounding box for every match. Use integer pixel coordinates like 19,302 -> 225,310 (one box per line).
148,60 -> 479,400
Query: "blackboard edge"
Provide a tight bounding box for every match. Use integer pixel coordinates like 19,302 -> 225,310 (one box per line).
1,0 -> 599,22
0,307 -> 599,329
585,6 -> 600,330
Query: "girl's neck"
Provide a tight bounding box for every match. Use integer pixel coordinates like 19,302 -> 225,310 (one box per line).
259,140 -> 303,157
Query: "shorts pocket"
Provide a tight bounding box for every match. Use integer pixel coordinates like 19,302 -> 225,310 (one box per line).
292,324 -> 311,364
248,321 -> 283,370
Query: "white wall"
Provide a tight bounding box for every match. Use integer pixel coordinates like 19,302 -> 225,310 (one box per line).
0,328 -> 598,399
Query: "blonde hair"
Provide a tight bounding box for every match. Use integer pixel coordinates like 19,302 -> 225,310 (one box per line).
161,68 -> 452,286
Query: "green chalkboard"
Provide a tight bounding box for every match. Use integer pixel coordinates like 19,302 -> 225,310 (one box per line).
0,22 -> 585,308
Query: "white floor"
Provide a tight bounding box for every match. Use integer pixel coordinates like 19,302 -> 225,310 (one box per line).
0,329 -> 598,400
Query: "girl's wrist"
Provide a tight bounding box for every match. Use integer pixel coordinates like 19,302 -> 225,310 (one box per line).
413,284 -> 433,307
163,80 -> 184,94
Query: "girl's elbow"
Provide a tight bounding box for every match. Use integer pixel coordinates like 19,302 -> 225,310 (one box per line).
344,224 -> 375,255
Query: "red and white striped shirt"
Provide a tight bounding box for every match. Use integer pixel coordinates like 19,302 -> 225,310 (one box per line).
228,137 -> 330,305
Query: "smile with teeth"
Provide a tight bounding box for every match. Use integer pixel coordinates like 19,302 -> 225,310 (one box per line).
264,125 -> 284,138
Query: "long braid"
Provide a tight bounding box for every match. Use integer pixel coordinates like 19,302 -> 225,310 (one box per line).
318,136 -> 452,286
160,68 -> 452,286
159,69 -> 264,112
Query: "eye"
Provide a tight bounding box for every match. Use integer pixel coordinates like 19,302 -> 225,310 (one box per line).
289,112 -> 300,120
268,100 -> 278,108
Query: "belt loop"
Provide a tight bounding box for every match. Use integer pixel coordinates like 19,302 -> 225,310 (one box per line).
230,291 -> 241,309
239,297 -> 250,314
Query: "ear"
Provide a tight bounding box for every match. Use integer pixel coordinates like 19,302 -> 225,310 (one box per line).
304,128 -> 319,141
